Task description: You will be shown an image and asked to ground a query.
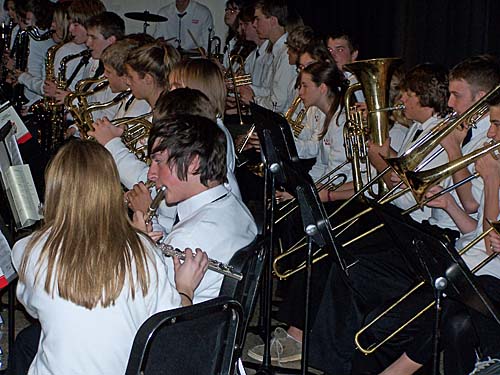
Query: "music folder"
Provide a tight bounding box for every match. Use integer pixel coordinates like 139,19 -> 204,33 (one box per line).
0,120 -> 42,229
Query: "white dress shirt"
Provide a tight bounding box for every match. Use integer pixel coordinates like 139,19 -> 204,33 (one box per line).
456,192 -> 500,279
254,33 -> 297,113
246,40 -> 273,95
17,28 -> 55,106
42,42 -> 87,92
154,0 -> 213,51
298,107 -> 351,183
391,115 -> 448,223
114,94 -> 151,120
427,115 -> 489,231
164,184 -> 257,302
12,232 -> 181,375
388,122 -> 409,154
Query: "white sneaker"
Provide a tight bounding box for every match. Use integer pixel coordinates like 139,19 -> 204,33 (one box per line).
247,327 -> 302,364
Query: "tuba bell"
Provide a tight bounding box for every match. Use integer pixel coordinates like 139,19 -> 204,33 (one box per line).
344,58 -> 403,197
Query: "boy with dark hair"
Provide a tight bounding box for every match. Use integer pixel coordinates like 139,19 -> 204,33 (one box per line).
134,114 -> 257,302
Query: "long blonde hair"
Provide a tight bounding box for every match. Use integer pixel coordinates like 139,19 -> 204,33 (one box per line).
18,140 -> 154,309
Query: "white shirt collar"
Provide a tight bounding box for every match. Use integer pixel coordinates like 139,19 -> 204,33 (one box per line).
177,184 -> 229,222
417,114 -> 440,132
272,33 -> 288,58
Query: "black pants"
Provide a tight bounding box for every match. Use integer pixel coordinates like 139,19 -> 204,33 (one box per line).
7,322 -> 40,375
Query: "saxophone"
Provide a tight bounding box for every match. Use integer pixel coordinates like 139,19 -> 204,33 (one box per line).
49,49 -> 91,152
35,42 -> 64,152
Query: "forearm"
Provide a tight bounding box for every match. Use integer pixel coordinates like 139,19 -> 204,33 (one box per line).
444,199 -> 478,234
446,145 -> 479,213
483,176 -> 500,253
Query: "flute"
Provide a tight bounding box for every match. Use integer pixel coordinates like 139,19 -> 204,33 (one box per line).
159,243 -> 243,281
143,185 -> 243,281
144,185 -> 167,224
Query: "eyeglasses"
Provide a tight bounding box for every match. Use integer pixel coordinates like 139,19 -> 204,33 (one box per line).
225,8 -> 239,14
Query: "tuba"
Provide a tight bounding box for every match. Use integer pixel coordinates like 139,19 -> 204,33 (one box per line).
343,58 -> 402,197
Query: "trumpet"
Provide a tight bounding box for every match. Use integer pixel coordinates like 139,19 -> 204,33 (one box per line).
354,221 -> 500,355
158,243 -> 243,281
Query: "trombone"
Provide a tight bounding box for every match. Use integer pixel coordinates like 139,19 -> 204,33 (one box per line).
273,84 -> 500,279
354,220 -> 500,355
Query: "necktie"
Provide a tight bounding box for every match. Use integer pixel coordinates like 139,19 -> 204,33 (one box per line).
411,129 -> 423,143
177,12 -> 187,48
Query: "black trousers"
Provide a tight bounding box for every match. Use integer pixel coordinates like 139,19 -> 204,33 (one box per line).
276,200 -> 441,374
7,322 -> 40,375
351,275 -> 500,375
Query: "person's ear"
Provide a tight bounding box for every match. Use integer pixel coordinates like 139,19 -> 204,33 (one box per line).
188,155 -> 200,175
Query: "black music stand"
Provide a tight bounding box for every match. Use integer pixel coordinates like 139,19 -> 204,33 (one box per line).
369,201 -> 500,374
0,121 -> 20,373
248,103 -> 351,374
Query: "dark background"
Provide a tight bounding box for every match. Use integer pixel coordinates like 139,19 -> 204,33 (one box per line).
288,0 -> 500,69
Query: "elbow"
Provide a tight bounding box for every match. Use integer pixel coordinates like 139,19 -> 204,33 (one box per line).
463,201 -> 479,215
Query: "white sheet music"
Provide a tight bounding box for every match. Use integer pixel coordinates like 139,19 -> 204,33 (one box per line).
0,230 -> 16,284
0,102 -> 30,142
4,165 -> 42,228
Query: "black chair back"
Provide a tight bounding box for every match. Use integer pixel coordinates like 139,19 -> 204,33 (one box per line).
219,236 -> 266,360
125,297 -> 242,375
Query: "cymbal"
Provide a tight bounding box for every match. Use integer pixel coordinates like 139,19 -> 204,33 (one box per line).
124,11 -> 167,23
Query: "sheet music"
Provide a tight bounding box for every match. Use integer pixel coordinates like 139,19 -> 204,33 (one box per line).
0,230 -> 16,285
0,128 -> 23,175
4,165 -> 42,228
0,102 -> 30,143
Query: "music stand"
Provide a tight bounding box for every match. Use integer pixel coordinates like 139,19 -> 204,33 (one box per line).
249,103 -> 351,374
369,201 -> 500,374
